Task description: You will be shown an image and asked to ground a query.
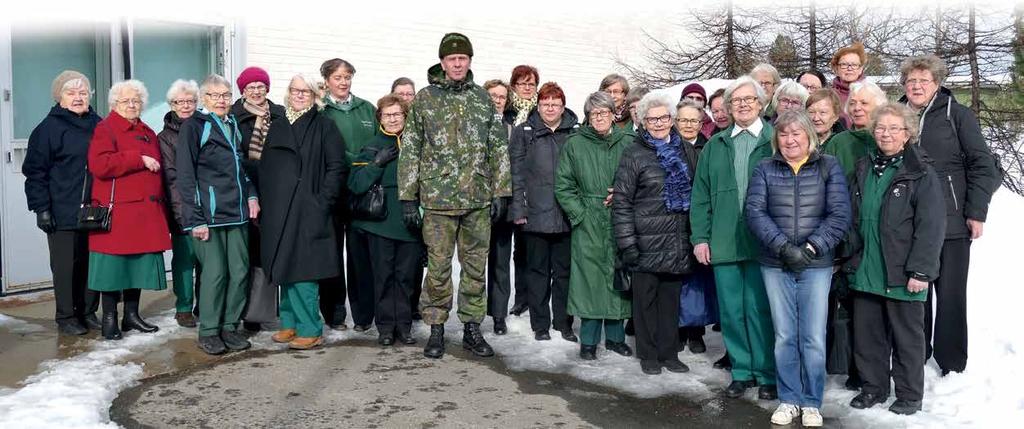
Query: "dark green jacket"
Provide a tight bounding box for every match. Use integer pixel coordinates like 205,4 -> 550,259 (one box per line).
322,94 -> 378,162
554,125 -> 634,319
348,129 -> 418,242
821,129 -> 874,180
690,122 -> 774,264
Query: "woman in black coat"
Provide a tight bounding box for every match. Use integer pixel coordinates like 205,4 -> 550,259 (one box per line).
612,92 -> 697,375
509,82 -> 579,342
23,70 -> 102,335
259,74 -> 347,350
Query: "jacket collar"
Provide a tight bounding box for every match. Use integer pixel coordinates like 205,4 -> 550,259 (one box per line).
523,108 -> 580,136
730,117 -> 765,139
106,110 -> 152,133
48,104 -> 101,130
427,63 -> 476,92
771,148 -> 822,165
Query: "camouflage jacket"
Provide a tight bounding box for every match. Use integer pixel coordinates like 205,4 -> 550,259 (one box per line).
397,64 -> 511,210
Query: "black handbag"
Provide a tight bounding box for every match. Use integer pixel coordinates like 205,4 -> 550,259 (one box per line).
243,266 -> 278,324
77,172 -> 115,232
349,183 -> 387,221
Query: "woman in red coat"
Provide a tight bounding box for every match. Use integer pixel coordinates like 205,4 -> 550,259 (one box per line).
87,80 -> 171,340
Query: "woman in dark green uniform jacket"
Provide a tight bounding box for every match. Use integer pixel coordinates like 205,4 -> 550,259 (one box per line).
349,95 -> 423,347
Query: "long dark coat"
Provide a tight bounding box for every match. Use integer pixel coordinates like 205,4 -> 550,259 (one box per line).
258,107 -> 348,284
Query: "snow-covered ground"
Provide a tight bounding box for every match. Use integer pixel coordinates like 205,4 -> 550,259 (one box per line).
0,191 -> 1021,428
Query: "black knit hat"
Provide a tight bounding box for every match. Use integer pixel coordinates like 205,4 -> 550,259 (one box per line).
438,33 -> 473,59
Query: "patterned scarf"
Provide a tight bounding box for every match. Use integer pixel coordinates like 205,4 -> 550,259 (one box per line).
243,100 -> 270,161
613,103 -> 629,124
510,92 -> 537,126
286,105 -> 312,124
646,131 -> 692,212
871,149 -> 904,176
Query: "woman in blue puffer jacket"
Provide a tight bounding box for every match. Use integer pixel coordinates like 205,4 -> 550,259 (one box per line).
744,110 -> 851,427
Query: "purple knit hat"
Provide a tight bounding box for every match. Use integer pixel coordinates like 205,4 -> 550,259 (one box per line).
680,83 -> 707,101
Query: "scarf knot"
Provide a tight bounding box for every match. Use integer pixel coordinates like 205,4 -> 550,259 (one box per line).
646,132 -> 692,213
871,150 -> 905,176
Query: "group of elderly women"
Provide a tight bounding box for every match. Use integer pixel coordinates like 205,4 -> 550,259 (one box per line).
25,40 -> 1000,425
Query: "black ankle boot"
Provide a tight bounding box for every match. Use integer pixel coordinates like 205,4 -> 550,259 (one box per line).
102,312 -> 122,340
462,322 -> 494,357
424,324 -> 445,359
579,345 -> 598,360
122,307 -> 158,333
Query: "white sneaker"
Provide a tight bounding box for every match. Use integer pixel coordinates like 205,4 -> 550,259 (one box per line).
801,407 -> 823,427
771,403 -> 801,425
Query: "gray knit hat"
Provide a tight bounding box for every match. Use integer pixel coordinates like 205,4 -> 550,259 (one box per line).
51,70 -> 91,103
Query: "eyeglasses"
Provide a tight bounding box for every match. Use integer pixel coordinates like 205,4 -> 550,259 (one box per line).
905,79 -> 934,87
244,84 -> 267,94
730,96 -> 759,106
684,95 -> 706,104
645,115 -> 672,125
874,126 -> 907,135
802,84 -> 822,92
676,118 -> 701,126
381,112 -> 405,120
758,81 -> 776,89
288,87 -> 313,96
515,82 -> 537,89
171,99 -> 197,107
205,92 -> 232,101
116,98 -> 142,106
590,110 -> 613,119
605,89 -> 625,96
837,62 -> 862,70
490,94 -> 507,102
539,102 -> 563,110
778,97 -> 803,107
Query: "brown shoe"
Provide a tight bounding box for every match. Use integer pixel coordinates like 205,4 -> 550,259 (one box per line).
272,329 -> 296,343
289,336 -> 323,350
175,312 -> 197,328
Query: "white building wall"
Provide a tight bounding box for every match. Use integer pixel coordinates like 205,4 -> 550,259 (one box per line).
245,12 -> 686,115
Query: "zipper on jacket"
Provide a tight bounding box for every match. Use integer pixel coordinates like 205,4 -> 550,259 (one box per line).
947,175 -> 958,211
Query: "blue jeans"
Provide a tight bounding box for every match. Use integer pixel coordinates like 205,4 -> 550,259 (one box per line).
761,266 -> 831,408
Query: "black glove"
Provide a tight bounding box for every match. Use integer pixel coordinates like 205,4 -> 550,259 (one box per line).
620,245 -> 640,269
490,197 -> 509,223
779,243 -> 812,273
36,210 -> 56,234
402,201 -> 422,231
372,145 -> 400,167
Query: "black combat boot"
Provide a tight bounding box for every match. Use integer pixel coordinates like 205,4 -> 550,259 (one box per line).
423,324 -> 445,359
462,322 -> 494,357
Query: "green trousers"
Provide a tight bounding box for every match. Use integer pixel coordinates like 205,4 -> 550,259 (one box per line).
193,226 -> 249,336
714,261 -> 776,384
420,208 -> 489,325
280,282 -> 322,337
579,318 -> 625,346
171,234 -> 199,313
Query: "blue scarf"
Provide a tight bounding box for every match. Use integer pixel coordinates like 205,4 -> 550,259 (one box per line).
646,131 -> 692,212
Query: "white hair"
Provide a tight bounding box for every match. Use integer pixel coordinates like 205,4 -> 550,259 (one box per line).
846,81 -> 888,116
749,63 -> 781,85
166,79 -> 199,103
636,92 -> 678,123
723,76 -> 767,117
773,81 -> 810,107
283,73 -> 325,109
200,74 -> 232,94
107,79 -> 149,109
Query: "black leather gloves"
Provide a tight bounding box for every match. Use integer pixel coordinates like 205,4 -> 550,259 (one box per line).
402,201 -> 422,230
372,145 -> 400,167
36,210 -> 56,234
490,197 -> 510,223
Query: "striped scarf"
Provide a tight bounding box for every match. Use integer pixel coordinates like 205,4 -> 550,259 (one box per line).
243,100 -> 270,161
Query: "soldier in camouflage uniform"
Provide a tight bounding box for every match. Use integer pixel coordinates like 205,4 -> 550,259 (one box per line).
398,33 -> 512,359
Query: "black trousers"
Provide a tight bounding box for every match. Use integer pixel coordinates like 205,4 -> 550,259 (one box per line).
632,272 -> 683,361
47,231 -> 98,322
488,221 -> 525,318
853,291 -> 925,402
925,238 -> 971,372
368,233 -> 421,335
523,231 -> 572,332
319,215 -> 348,325
346,227 -> 376,327
826,273 -> 860,380
513,230 -> 527,308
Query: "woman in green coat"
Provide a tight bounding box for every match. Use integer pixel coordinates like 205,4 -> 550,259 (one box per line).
554,91 -> 634,360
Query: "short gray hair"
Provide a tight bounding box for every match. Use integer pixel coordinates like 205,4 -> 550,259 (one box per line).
723,76 -> 767,117
108,79 -> 149,108
636,92 -> 677,123
284,73 -> 325,108
870,102 -> 921,145
773,81 -> 810,108
675,99 -> 704,117
900,54 -> 948,86
584,91 -> 616,114
772,110 -> 821,154
166,79 -> 199,103
749,63 -> 781,85
846,81 -> 888,116
200,74 -> 232,94
599,73 -> 630,94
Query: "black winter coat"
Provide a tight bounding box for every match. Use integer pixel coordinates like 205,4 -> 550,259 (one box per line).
612,131 -> 697,274
745,152 -> 852,268
509,108 -> 579,233
23,105 -> 102,230
231,99 -> 286,191
158,111 -> 187,233
899,88 -> 1001,239
258,107 -> 348,284
842,145 -> 947,284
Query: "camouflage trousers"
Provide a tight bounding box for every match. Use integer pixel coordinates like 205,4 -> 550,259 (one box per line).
420,208 -> 491,325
